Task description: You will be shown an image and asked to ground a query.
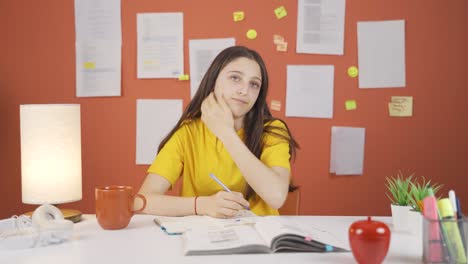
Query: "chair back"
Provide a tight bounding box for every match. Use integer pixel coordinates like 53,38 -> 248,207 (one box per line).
279,189 -> 301,215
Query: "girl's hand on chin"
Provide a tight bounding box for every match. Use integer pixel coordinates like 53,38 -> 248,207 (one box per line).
201,92 -> 235,140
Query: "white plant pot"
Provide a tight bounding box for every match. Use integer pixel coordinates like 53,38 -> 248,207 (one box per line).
407,209 -> 423,236
390,204 -> 412,233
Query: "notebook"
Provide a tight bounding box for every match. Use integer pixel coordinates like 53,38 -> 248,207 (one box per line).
153,210 -> 258,235
182,217 -> 350,255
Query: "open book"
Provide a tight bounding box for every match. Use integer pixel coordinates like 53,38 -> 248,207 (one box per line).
154,210 -> 258,235
182,217 -> 350,255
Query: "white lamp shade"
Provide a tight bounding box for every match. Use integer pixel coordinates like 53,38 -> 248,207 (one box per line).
20,104 -> 82,204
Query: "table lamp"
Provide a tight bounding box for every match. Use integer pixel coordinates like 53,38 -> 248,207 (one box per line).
20,104 -> 83,223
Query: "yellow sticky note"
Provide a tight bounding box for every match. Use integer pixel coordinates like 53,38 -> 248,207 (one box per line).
273,34 -> 284,44
347,66 -> 358,78
345,100 -> 357,110
271,100 -> 282,111
276,42 -> 288,52
84,62 -> 96,69
233,11 -> 244,22
246,29 -> 257,40
389,96 -> 413,117
274,6 -> 287,19
178,74 -> 190,81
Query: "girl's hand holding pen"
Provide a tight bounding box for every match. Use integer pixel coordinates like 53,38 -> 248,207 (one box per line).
196,191 -> 250,219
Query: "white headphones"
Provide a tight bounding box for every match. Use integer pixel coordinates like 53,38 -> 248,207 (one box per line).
0,204 -> 73,250
31,204 -> 73,244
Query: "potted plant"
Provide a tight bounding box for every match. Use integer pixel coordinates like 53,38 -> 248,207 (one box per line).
385,171 -> 413,232
407,177 -> 443,235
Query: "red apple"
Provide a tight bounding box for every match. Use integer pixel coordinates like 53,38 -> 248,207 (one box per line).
349,216 -> 391,264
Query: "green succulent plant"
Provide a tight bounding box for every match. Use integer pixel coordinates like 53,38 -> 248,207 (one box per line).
408,176 -> 443,212
385,171 -> 413,206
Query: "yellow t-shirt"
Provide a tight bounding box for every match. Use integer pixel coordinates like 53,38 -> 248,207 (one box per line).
147,118 -> 291,216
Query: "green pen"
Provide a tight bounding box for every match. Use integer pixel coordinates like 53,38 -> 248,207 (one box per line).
437,198 -> 467,263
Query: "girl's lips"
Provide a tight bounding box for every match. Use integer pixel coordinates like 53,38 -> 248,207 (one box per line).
232,98 -> 248,104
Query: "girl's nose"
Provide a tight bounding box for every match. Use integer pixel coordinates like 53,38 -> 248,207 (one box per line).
237,83 -> 248,95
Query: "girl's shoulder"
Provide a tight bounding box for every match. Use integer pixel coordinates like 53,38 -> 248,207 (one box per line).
177,118 -> 205,134
264,119 -> 288,130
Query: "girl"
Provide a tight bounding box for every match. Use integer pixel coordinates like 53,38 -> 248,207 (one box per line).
137,46 -> 298,218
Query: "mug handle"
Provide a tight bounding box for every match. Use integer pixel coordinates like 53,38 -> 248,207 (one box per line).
132,193 -> 147,214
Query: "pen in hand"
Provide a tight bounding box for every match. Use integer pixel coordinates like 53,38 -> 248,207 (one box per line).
209,173 -> 250,210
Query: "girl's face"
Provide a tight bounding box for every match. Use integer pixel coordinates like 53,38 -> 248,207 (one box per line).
213,57 -> 262,119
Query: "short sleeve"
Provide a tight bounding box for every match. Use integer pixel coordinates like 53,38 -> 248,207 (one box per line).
260,120 -> 291,171
147,127 -> 185,185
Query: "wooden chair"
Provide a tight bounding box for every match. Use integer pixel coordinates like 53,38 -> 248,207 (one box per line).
278,189 -> 301,215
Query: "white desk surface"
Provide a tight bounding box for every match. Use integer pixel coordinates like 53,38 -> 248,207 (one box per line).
0,214 -> 422,264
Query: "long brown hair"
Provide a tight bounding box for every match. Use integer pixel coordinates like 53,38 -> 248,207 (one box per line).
158,46 -> 299,200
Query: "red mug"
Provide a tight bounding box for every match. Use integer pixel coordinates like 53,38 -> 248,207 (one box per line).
95,185 -> 146,230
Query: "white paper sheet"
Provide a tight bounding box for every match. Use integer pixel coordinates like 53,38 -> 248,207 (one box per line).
75,42 -> 121,97
189,38 -> 235,98
136,99 -> 182,165
74,0 -> 122,42
330,126 -> 365,175
285,65 -> 334,119
357,20 -> 406,88
74,0 -> 122,97
137,13 -> 184,79
296,0 -> 346,55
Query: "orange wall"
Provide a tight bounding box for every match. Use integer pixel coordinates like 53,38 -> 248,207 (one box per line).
1,0 -> 467,219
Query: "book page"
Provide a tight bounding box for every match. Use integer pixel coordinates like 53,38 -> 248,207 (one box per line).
154,215 -> 219,234
255,218 -> 350,251
154,210 -> 259,234
255,218 -> 303,245
183,225 -> 270,255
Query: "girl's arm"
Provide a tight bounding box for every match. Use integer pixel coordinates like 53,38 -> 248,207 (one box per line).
219,132 -> 290,209
135,173 -> 249,217
201,93 -> 290,209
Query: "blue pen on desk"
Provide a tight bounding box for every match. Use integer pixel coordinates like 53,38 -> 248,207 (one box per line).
209,173 -> 250,210
456,198 -> 466,251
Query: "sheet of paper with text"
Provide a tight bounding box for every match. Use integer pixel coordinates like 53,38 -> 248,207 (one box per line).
189,38 -> 235,98
137,13 -> 184,79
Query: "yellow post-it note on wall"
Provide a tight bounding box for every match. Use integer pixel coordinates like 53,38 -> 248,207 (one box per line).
178,74 -> 190,81
276,42 -> 288,52
273,34 -> 284,44
389,96 -> 413,117
246,29 -> 257,40
345,100 -> 357,110
233,11 -> 244,22
271,100 -> 282,111
274,6 -> 287,19
84,62 -> 96,69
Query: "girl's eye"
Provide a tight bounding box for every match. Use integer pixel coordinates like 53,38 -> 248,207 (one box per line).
250,82 -> 261,89
230,75 -> 241,82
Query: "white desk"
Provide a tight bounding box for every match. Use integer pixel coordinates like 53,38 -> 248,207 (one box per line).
0,215 -> 422,264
